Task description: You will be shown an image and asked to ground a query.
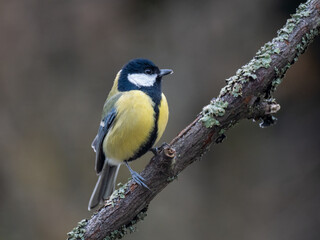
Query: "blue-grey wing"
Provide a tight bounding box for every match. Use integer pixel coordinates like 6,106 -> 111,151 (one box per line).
91,108 -> 117,174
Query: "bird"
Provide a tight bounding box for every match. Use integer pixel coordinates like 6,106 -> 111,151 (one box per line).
88,58 -> 173,210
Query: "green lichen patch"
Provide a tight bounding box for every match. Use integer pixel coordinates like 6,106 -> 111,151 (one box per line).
67,219 -> 88,240
103,208 -> 148,240
242,41 -> 275,76
276,2 -> 311,41
271,78 -> 283,90
201,99 -> 228,128
219,41 -> 279,98
277,19 -> 297,40
232,82 -> 243,97
106,182 -> 130,207
219,129 -> 225,135
201,114 -> 220,128
295,29 -> 319,56
273,48 -> 281,54
219,85 -> 231,97
272,27 -> 319,92
293,2 -> 310,18
167,175 -> 178,182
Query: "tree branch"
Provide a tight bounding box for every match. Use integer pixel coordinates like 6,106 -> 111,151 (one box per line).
68,1 -> 320,239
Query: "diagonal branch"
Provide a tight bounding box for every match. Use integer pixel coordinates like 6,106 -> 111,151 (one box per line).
68,0 -> 320,239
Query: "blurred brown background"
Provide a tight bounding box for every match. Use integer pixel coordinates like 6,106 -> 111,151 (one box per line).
1,0 -> 320,239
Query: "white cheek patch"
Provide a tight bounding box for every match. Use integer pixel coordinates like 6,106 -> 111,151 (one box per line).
127,73 -> 157,87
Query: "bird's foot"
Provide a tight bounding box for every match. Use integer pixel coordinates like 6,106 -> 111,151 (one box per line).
150,142 -> 170,156
124,161 -> 150,190
130,171 -> 150,190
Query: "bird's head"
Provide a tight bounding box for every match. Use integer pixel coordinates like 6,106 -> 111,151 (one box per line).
117,58 -> 173,92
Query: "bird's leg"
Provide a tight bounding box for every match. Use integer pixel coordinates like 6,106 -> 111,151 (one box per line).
124,161 -> 150,190
150,142 -> 170,155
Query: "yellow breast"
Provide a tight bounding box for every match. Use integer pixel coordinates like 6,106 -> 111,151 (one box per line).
103,90 -> 155,163
155,93 -> 169,144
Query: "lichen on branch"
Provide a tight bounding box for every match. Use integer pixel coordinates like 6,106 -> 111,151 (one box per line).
201,0 -> 320,130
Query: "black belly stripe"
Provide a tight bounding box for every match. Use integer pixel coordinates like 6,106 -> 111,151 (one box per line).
126,99 -> 160,162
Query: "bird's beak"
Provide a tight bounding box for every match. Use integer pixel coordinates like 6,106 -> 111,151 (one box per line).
159,69 -> 173,77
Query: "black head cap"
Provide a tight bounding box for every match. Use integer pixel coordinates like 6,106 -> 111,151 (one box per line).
117,58 -> 172,93
122,58 -> 159,75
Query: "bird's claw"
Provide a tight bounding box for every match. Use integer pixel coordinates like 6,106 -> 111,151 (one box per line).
131,171 -> 150,190
124,160 -> 150,190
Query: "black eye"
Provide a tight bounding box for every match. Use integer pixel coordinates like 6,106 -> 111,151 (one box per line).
144,68 -> 153,75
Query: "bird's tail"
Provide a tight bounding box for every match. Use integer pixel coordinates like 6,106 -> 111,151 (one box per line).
88,162 -> 120,210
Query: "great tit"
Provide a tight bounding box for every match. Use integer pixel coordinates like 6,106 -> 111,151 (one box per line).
88,58 -> 173,210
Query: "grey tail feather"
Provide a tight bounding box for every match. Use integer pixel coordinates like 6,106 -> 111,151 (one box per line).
88,162 -> 120,211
